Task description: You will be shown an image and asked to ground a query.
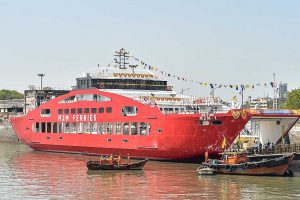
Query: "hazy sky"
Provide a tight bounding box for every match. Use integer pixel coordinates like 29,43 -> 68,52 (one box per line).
0,0 -> 299,101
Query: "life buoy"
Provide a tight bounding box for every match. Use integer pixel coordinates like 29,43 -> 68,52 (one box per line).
243,163 -> 248,168
143,97 -> 149,102
99,83 -> 105,89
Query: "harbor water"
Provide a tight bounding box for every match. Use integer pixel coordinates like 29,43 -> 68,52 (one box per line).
0,142 -> 299,200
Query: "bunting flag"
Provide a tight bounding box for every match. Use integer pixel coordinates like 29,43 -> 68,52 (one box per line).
101,51 -> 278,91
221,137 -> 227,149
237,134 -> 241,147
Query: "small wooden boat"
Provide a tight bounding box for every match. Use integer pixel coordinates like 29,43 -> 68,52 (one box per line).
86,158 -> 148,170
203,152 -> 295,176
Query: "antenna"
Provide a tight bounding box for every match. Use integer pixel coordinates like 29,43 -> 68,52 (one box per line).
114,48 -> 130,69
129,65 -> 138,74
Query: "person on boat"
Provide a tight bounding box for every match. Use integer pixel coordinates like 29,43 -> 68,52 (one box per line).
117,154 -> 122,166
109,154 -> 113,165
99,155 -> 103,165
127,154 -> 130,165
204,150 -> 209,163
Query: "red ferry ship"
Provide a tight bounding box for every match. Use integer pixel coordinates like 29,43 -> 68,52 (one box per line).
11,49 -> 251,161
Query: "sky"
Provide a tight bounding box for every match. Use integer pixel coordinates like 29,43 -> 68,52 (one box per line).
0,0 -> 299,101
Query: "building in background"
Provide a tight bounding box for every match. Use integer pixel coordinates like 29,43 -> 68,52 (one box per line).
279,82 -> 288,99
249,97 -> 271,109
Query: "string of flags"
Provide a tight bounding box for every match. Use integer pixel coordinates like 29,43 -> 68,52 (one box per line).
103,51 -> 277,91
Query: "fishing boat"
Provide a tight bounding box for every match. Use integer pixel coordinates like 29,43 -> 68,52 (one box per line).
86,158 -> 148,170
202,152 -> 295,176
11,48 -> 251,161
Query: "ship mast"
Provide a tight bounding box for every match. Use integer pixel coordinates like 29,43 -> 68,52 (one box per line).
114,48 -> 130,69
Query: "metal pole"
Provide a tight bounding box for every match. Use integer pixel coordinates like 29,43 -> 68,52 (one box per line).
273,73 -> 277,109
37,74 -> 45,90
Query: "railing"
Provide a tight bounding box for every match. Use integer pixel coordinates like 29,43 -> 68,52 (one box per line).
247,109 -> 300,115
246,143 -> 300,155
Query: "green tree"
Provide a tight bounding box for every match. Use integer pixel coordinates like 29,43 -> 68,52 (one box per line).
0,89 -> 24,100
286,89 -> 300,109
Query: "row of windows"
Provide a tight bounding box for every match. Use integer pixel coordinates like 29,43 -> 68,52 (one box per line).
33,122 -> 150,135
58,107 -> 112,115
91,78 -> 168,91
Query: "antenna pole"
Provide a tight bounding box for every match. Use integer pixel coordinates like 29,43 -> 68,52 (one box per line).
129,65 -> 138,74
37,74 -> 45,90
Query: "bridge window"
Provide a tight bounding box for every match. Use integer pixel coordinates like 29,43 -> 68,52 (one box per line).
52,122 -> 57,133
34,122 -> 40,132
84,122 -> 90,133
59,94 -> 111,103
64,109 -> 69,114
91,108 -> 97,113
122,106 -> 138,116
58,122 -> 63,133
131,122 -> 137,135
41,109 -> 51,117
77,122 -> 83,133
106,107 -> 112,113
84,108 -> 89,114
78,108 -> 83,114
71,108 -> 76,114
70,122 -> 76,133
98,123 -> 105,134
123,123 -> 129,135
64,122 -> 70,133
139,122 -> 147,135
106,123 -> 113,134
58,109 -> 63,114
47,122 -> 51,133
115,122 -> 122,134
91,122 -> 97,134
99,107 -> 104,113
41,122 -> 46,133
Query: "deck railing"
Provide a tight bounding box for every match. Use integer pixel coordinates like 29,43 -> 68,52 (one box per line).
245,143 -> 300,155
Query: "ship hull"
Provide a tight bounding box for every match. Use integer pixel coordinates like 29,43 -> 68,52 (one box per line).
11,89 -> 250,161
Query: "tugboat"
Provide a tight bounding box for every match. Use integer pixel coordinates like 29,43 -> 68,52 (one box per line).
201,152 -> 295,176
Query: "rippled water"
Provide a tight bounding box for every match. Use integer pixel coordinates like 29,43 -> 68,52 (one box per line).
0,142 -> 299,200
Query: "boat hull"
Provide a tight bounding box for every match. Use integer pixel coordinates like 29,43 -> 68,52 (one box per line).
208,153 -> 295,176
86,159 -> 148,170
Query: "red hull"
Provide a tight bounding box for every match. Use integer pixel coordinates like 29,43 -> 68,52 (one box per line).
11,89 -> 250,161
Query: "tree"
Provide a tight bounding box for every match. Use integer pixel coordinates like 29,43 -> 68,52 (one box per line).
286,89 -> 300,109
0,89 -> 24,100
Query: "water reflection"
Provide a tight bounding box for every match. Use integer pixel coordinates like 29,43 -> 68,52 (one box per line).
0,143 -> 299,200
